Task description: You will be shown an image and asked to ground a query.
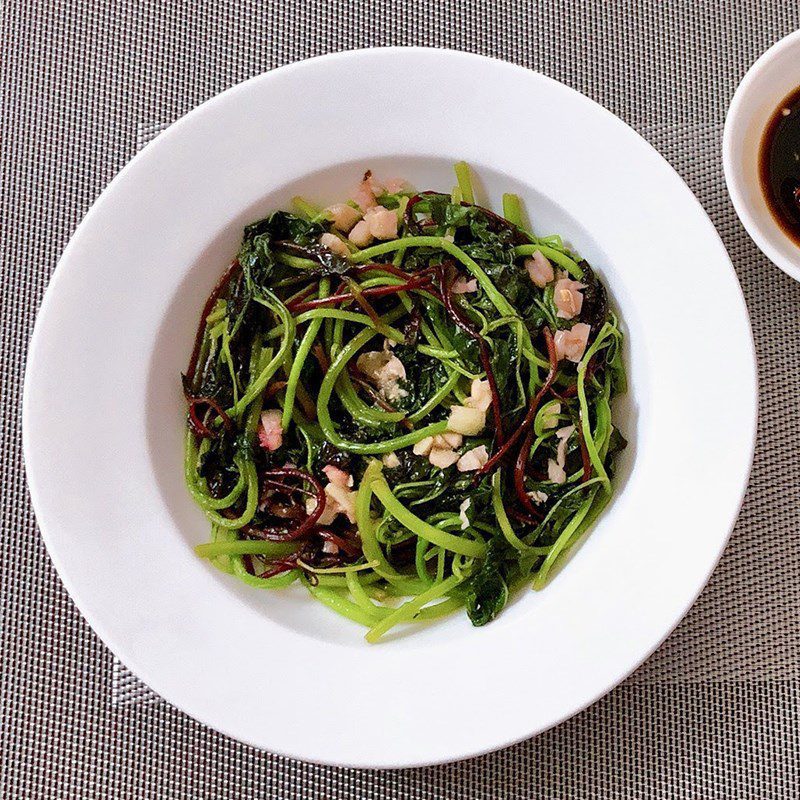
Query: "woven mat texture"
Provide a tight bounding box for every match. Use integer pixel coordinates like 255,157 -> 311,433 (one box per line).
3,1 -> 800,797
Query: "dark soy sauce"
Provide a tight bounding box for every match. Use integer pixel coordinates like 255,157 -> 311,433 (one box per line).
760,86 -> 800,246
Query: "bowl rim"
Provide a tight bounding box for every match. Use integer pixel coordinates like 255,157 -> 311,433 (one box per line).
723,28 -> 800,282
23,46 -> 758,768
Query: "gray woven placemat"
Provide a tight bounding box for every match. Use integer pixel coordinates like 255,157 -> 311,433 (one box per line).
3,1 -> 800,797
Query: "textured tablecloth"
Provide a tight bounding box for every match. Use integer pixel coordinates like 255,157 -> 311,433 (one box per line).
3,1 -> 800,797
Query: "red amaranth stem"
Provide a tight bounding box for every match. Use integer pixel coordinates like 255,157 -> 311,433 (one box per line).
185,395 -> 234,440
474,326 -> 559,480
263,380 -> 289,400
511,331 -> 562,511
577,415 -> 593,483
347,366 -> 412,430
344,276 -> 384,330
185,260 -> 241,389
513,427 -> 543,516
436,261 -> 505,446
284,281 -> 319,307
506,505 -> 543,526
261,476 -> 314,499
352,262 -> 435,281
245,467 -> 327,542
553,355 -> 598,400
254,558 -> 298,580
311,343 -> 330,372
287,273 -> 435,313
316,528 -> 362,558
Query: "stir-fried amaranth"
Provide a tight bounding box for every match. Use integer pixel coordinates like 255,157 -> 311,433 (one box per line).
184,163 -> 627,642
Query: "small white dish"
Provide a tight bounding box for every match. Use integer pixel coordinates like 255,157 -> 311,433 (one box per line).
724,29 -> 800,280
23,48 -> 757,768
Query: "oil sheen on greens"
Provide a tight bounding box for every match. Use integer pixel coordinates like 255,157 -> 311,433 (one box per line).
183,163 -> 627,643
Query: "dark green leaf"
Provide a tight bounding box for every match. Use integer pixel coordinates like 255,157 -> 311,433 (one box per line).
490,338 -> 512,393
465,539 -> 509,626
576,260 -> 608,335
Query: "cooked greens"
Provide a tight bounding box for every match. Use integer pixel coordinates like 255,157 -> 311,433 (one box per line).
184,163 -> 626,641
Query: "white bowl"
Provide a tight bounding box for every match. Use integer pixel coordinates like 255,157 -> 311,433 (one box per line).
724,29 -> 800,280
23,48 -> 757,767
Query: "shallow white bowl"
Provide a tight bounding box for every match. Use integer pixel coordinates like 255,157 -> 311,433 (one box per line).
724,29 -> 800,280
24,48 -> 757,768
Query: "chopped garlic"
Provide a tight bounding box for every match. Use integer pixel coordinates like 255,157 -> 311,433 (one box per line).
447,405 -> 485,436
258,409 -> 283,452
351,178 -> 378,211
319,232 -> 350,258
452,277 -> 478,294
326,483 -> 357,523
434,432 -> 463,449
356,350 -> 408,402
465,379 -> 492,412
307,472 -> 357,525
363,205 -> 398,240
547,459 -> 567,485
528,490 -> 548,504
322,464 -> 354,488
413,436 -> 434,456
325,203 -> 362,233
525,251 -> 555,288
459,498 -> 471,530
348,219 -> 373,247
382,451 -> 401,468
456,444 -> 489,472
363,172 -> 385,197
444,380 -> 491,438
554,323 -> 591,363
384,177 -> 407,194
555,424 -> 576,468
553,278 -> 586,320
306,495 -> 336,526
428,447 -> 460,469
414,433 -> 463,469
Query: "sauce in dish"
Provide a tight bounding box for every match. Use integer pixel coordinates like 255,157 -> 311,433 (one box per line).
760,86 -> 800,246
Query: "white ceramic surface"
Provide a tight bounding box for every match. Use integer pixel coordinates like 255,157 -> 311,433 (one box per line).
24,48 -> 757,768
724,29 -> 800,281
